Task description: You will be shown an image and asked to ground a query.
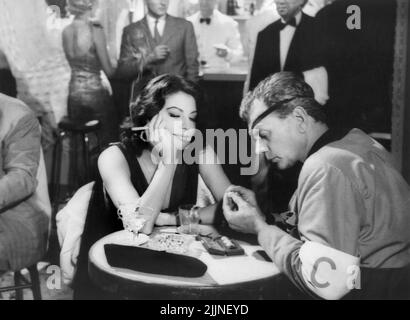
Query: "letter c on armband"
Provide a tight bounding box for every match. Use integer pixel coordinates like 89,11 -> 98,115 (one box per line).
311,257 -> 337,289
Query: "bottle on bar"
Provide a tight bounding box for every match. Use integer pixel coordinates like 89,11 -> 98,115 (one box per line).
227,0 -> 237,16
249,2 -> 255,16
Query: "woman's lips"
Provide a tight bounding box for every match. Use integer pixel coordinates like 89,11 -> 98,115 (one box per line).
173,134 -> 192,142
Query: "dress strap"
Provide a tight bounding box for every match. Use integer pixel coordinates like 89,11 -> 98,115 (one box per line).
109,142 -> 149,196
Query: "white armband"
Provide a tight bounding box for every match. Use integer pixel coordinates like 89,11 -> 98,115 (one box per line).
299,241 -> 360,300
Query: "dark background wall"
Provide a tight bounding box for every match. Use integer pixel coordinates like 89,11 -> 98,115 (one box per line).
316,0 -> 396,134
402,2 -> 410,183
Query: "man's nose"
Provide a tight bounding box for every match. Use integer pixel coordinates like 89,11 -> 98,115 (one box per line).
255,138 -> 269,155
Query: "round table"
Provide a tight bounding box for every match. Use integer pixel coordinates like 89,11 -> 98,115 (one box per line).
89,226 -> 284,300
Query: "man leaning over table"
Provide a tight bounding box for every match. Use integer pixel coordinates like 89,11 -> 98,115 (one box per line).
222,72 -> 410,300
187,0 -> 243,69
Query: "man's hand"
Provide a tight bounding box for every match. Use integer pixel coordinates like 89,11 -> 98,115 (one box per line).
223,187 -> 267,235
214,44 -> 229,59
225,185 -> 258,207
149,45 -> 170,62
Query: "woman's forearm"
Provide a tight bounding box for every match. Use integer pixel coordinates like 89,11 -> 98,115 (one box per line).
156,203 -> 218,227
139,163 -> 177,234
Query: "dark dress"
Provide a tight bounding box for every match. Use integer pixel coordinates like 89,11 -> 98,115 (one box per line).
73,142 -> 199,300
65,21 -> 119,146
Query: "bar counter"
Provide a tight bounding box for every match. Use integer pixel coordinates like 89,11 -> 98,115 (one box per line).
200,61 -> 248,82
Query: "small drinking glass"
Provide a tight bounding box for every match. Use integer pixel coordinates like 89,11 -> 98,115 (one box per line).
117,203 -> 153,237
178,204 -> 200,235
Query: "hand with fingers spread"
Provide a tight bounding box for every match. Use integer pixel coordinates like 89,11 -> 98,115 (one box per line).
223,186 -> 266,235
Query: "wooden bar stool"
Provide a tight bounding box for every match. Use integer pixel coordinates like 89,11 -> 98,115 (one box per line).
0,265 -> 42,300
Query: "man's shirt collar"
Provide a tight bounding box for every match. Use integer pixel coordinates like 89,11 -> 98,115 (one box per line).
280,10 -> 302,26
307,127 -> 352,159
146,14 -> 166,24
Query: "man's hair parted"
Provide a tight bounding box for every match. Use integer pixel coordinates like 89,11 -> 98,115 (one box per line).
240,72 -> 327,125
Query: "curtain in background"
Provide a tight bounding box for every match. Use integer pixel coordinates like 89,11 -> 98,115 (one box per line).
97,0 -> 131,63
0,0 -> 71,151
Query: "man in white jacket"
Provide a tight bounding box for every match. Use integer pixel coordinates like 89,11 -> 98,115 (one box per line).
187,0 -> 243,69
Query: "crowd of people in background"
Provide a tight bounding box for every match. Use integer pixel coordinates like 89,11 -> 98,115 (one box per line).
1,0 -> 409,301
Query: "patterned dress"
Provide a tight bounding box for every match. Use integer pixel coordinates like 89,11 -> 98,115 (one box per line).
65,20 -> 119,146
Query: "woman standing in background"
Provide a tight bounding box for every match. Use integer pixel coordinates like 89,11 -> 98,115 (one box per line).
63,0 -> 118,146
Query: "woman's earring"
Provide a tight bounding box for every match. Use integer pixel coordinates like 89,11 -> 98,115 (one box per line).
140,130 -> 148,142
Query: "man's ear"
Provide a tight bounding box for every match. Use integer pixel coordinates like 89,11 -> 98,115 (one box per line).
292,106 -> 308,133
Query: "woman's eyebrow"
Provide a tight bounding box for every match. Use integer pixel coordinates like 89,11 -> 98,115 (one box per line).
167,106 -> 183,112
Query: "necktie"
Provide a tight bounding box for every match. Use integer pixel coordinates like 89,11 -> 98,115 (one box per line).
279,17 -> 297,30
154,19 -> 161,45
200,18 -> 211,25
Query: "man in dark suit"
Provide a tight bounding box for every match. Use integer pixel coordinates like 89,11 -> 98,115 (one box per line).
315,0 -> 396,133
248,0 -> 322,216
249,0 -> 320,91
116,0 -> 199,101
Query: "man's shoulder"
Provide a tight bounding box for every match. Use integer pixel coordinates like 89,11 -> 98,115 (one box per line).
168,15 -> 193,28
123,20 -> 145,33
186,12 -> 199,23
300,12 -> 317,28
303,145 -> 358,176
302,12 -> 315,22
302,129 -> 386,178
0,94 -> 33,119
0,94 -> 36,137
259,19 -> 280,37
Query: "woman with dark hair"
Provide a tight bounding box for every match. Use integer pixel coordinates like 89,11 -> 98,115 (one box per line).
100,74 -> 230,233
73,74 -> 231,299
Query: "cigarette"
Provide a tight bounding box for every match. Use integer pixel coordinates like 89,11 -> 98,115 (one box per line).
131,126 -> 149,132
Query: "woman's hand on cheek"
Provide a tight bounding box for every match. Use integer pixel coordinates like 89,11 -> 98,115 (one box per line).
147,114 -> 161,146
148,114 -> 179,165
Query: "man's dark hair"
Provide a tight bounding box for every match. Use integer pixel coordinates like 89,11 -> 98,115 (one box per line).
240,72 -> 327,125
